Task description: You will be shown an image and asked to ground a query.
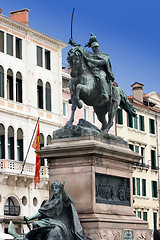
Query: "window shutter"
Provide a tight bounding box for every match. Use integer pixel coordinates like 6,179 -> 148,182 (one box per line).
133,177 -> 136,195
142,179 -> 146,196
0,72 -> 4,97
0,31 -> 4,52
134,116 -> 138,129
136,178 -> 140,195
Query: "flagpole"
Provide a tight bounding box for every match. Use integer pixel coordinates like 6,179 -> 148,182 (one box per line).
20,117 -> 40,174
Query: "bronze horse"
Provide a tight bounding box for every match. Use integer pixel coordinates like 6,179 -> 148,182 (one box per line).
66,46 -> 136,132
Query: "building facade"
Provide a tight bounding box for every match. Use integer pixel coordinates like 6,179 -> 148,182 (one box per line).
116,82 -> 160,232
0,9 -> 67,234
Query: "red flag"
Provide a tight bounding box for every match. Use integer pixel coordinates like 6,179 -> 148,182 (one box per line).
32,122 -> 40,189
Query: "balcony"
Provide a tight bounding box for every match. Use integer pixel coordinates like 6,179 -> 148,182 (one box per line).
0,159 -> 49,188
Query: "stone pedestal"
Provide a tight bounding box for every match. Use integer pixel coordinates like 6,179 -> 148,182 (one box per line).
39,133 -> 151,240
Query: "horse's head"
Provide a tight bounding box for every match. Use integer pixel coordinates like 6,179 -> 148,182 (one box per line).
67,46 -> 83,78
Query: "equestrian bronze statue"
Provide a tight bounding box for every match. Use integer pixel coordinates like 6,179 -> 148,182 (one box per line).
66,34 -> 136,132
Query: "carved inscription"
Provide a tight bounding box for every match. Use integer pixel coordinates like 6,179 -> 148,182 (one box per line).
95,173 -> 130,206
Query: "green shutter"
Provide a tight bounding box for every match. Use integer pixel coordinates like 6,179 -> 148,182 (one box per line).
135,146 -> 139,153
151,150 -> 156,169
138,211 -> 141,219
0,31 -> 4,52
149,119 -> 155,134
142,116 -> 145,131
37,46 -> 43,67
153,212 -> 157,230
46,86 -> 51,111
117,109 -> 123,124
63,102 -> 66,116
7,34 -> 13,56
0,72 -> 4,97
134,116 -> 138,129
152,181 -> 157,198
137,178 -> 140,195
142,179 -> 146,196
143,212 -> 147,221
133,177 -> 136,195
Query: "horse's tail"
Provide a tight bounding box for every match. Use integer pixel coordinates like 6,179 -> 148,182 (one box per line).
118,87 -> 137,117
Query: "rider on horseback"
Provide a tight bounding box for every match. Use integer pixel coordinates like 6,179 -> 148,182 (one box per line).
69,34 -> 115,104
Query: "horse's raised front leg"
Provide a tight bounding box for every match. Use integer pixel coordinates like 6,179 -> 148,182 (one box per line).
65,98 -> 77,126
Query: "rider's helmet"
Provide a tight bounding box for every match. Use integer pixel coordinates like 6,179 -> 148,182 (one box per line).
85,33 -> 98,48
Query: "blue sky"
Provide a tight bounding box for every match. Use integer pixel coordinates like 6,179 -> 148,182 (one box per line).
1,0 -> 160,95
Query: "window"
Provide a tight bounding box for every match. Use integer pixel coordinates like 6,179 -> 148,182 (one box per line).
63,102 -> 68,117
0,124 -> 5,159
127,113 -> 133,128
7,69 -> 13,100
149,118 -> 155,134
135,145 -> 139,153
4,197 -> 20,216
142,179 -> 146,196
37,46 -> 43,67
16,72 -> 22,103
8,126 -> 14,160
84,107 -> 89,121
137,211 -> 141,219
45,49 -> 50,70
93,111 -> 96,124
153,212 -> 157,230
17,128 -> 23,161
116,108 -> 123,125
7,33 -> 13,56
45,82 -> 51,111
152,181 -> 157,198
37,79 -> 43,109
40,133 -> 44,166
133,177 -> 136,195
129,144 -> 134,151
151,149 -> 156,170
143,212 -> 147,221
0,65 -> 4,98
47,135 -> 52,145
134,116 -> 138,129
15,37 -> 22,59
136,178 -> 140,196
139,115 -> 145,131
0,31 -> 4,52
141,147 -> 145,164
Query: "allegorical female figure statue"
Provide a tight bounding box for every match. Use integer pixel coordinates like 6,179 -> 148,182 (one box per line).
23,180 -> 88,240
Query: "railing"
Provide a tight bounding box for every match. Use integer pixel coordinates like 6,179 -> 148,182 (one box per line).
0,159 -> 49,177
134,162 -> 149,169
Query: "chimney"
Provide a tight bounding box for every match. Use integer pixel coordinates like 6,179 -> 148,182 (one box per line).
131,82 -> 144,103
0,9 -> 2,14
10,9 -> 29,26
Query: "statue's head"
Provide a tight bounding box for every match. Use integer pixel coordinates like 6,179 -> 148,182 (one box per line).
85,33 -> 98,48
91,42 -> 99,53
51,180 -> 65,195
51,180 -> 61,195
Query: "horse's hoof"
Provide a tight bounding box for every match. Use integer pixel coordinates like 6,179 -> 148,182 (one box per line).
77,100 -> 83,109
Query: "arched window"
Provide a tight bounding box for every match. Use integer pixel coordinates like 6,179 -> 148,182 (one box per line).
45,82 -> 51,111
17,128 -> 23,161
47,135 -> 52,145
16,72 -> 22,103
4,197 -> 20,216
8,126 -> 14,160
7,69 -> 13,100
40,133 -> 44,166
0,66 -> 4,98
37,79 -> 43,109
0,124 -> 5,159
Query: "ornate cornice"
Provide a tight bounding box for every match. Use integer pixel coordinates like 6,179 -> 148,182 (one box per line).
0,14 -> 67,49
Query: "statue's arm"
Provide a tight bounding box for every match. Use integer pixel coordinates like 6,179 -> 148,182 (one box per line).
22,212 -> 42,221
106,57 -> 115,81
84,55 -> 106,66
69,38 -> 81,47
